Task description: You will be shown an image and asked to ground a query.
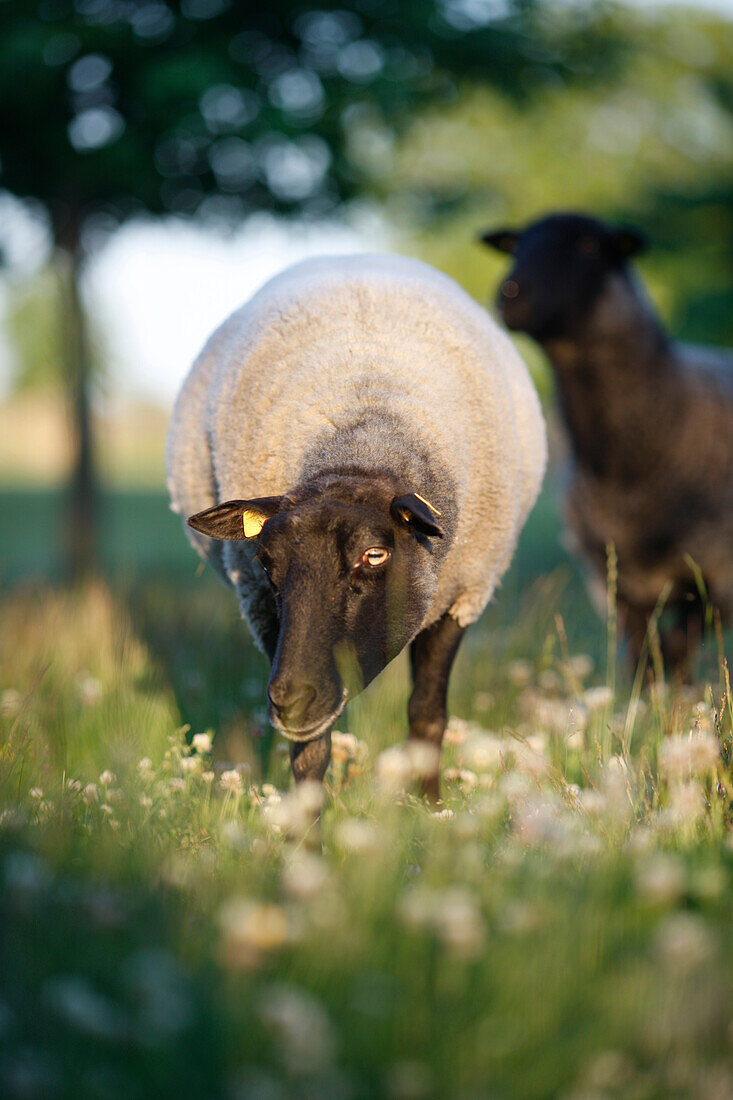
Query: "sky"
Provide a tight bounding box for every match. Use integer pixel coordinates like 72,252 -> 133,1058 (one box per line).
0,203 -> 385,406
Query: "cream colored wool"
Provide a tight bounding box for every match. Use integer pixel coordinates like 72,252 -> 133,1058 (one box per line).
166,254 -> 546,649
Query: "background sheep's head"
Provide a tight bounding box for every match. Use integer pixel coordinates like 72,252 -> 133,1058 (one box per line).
188,478 -> 445,741
481,212 -> 647,341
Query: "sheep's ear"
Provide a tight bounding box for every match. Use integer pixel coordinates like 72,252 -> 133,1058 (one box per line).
187,496 -> 283,540
479,228 -> 519,255
608,226 -> 647,261
390,493 -> 444,539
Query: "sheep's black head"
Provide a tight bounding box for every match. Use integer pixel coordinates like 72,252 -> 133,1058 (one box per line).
188,479 -> 444,741
481,213 -> 647,341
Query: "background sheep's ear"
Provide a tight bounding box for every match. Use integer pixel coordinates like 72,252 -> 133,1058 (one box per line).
608,226 -> 647,261
479,228 -> 519,254
187,496 -> 283,540
390,493 -> 444,539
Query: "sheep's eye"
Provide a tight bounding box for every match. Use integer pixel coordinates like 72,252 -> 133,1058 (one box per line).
361,547 -> 391,568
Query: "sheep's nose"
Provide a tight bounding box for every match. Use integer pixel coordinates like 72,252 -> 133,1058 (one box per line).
500,279 -> 520,299
268,679 -> 317,727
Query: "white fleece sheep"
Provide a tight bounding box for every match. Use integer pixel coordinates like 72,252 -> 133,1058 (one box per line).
166,253 -> 546,649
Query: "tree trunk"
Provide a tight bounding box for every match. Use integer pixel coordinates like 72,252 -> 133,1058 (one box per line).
56,219 -> 97,580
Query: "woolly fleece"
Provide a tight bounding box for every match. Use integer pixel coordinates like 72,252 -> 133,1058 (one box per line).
166,253 -> 546,650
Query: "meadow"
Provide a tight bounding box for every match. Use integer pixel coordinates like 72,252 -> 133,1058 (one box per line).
1,481 -> 732,1100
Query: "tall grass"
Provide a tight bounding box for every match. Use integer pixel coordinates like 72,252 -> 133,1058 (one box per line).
1,559 -> 731,1099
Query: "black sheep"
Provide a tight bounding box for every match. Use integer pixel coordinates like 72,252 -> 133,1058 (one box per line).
482,212 -> 733,679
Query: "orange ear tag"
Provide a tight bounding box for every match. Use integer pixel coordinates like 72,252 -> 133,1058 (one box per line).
414,493 -> 442,517
242,510 -> 267,538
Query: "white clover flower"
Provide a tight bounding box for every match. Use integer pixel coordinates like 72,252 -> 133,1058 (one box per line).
431,808 -> 455,822
583,685 -> 614,711
99,770 -> 116,787
443,767 -> 479,791
100,804 -> 114,816
192,732 -> 212,754
281,852 -> 330,900
76,671 -> 103,707
137,757 -> 154,778
331,731 -> 368,764
180,756 -> 200,774
201,771 -> 215,784
220,769 -> 244,793
333,816 -> 385,855
374,746 -> 416,794
0,688 -> 22,718
659,730 -> 719,781
82,783 -> 99,804
538,668 -> 560,693
634,853 -> 686,904
219,900 -> 290,970
458,730 -> 505,772
654,912 -> 717,972
668,780 -> 706,825
66,779 -> 83,794
444,716 -> 470,745
258,983 -> 335,1075
29,787 -> 43,801
432,887 -> 485,959
139,795 -> 153,809
507,658 -> 533,687
263,781 -> 323,839
568,653 -> 594,681
512,735 -> 550,778
169,777 -> 186,792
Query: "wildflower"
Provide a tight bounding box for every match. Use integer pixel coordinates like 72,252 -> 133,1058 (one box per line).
654,912 -> 717,972
659,730 -> 719,781
219,900 -> 290,969
459,730 -> 505,772
261,783 -> 279,797
76,673 -> 103,706
99,770 -> 116,787
29,787 -> 43,801
568,653 -> 593,681
512,735 -> 550,778
82,783 -> 98,804
375,743 -> 438,794
432,808 -> 454,822
201,771 -> 215,784
333,817 -> 385,855
444,717 -> 469,745
100,803 -> 114,816
220,769 -> 244,793
263,781 -> 323,839
669,780 -> 706,825
139,795 -> 152,809
258,983 -> 335,1075
281,852 -> 330,900
331,731 -> 368,765
443,767 -> 479,791
0,688 -> 22,718
180,756 -> 200,774
65,778 -> 82,795
583,685 -> 614,710
635,853 -> 686,904
538,668 -> 560,693
507,658 -> 532,687
137,757 -> 154,778
169,777 -> 186,792
398,885 -> 485,958
192,732 -> 212,754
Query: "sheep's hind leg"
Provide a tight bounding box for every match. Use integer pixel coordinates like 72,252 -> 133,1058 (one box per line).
408,612 -> 466,803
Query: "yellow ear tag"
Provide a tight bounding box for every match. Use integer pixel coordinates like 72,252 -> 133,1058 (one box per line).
414,492 -> 442,517
242,510 -> 267,538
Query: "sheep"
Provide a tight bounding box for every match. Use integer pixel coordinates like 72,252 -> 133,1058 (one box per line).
482,211 -> 733,680
166,253 -> 546,796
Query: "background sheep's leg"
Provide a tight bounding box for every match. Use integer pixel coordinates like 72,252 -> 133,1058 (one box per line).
408,613 -> 466,802
660,597 -> 704,684
620,600 -> 652,676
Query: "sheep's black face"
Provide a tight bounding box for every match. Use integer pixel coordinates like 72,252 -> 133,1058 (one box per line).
188,487 -> 443,742
481,213 -> 646,341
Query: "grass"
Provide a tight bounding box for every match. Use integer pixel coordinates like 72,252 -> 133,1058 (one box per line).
1,484 -> 732,1099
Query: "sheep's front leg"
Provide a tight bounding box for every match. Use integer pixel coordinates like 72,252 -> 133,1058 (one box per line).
408,613 -> 466,803
289,732 -> 332,785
